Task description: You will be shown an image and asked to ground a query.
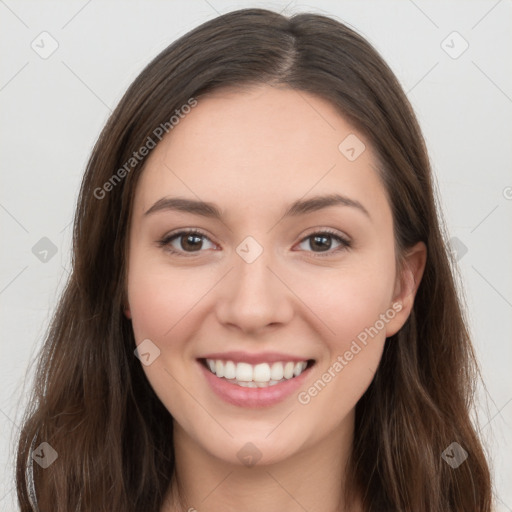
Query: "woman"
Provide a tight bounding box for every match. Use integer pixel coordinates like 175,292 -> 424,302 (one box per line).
16,8 -> 492,512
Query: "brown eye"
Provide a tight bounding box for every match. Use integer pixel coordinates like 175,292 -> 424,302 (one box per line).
297,231 -> 351,255
159,230 -> 216,255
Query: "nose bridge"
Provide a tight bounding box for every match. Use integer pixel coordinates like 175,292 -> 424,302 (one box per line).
215,236 -> 293,330
236,249 -> 272,292
233,239 -> 279,305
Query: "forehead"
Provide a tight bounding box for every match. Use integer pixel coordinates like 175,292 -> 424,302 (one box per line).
133,85 -> 390,223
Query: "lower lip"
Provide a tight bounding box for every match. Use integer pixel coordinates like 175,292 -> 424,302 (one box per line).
198,360 -> 314,408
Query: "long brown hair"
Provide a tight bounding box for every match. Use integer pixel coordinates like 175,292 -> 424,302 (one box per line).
16,8 -> 492,511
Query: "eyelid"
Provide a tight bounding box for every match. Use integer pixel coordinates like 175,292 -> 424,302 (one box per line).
299,226 -> 351,243
158,228 -> 218,256
294,228 -> 352,256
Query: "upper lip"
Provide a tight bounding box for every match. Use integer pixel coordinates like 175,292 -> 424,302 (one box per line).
198,351 -> 314,365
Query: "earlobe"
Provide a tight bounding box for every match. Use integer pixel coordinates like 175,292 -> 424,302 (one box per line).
385,241 -> 427,337
123,304 -> 132,319
122,288 -> 132,319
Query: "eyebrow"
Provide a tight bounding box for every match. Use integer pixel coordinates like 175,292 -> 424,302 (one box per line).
144,193 -> 370,220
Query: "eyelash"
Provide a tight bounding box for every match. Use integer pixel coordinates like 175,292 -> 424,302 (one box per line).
157,228 -> 352,258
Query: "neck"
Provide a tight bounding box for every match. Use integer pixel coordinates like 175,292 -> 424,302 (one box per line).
161,414 -> 361,512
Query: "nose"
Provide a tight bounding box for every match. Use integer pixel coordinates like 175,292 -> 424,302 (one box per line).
215,248 -> 294,334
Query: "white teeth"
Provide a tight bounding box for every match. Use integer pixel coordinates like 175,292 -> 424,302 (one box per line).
224,360 -> 236,380
237,381 -> 257,388
215,360 -> 225,378
283,362 -> 295,379
270,362 -> 284,381
235,362 -> 253,382
226,378 -> 286,388
293,362 -> 304,377
253,363 -> 271,382
205,358 -> 310,385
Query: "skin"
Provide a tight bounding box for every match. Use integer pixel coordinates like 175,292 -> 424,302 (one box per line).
125,85 -> 426,512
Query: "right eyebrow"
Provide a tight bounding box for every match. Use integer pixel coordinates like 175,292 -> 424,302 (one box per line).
144,197 -> 222,219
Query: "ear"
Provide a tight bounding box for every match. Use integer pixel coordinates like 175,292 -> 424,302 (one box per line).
122,291 -> 132,319
385,241 -> 427,337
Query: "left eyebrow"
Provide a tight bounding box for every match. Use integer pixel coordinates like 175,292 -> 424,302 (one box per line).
284,193 -> 370,219
143,193 -> 370,220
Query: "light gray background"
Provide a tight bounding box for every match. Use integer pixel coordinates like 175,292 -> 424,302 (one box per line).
1,0 -> 511,510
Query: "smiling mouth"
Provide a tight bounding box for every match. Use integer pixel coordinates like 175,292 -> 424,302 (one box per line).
199,358 -> 316,388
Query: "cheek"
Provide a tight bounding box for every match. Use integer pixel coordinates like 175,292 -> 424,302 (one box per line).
294,284 -> 390,427
126,262 -> 212,419
292,256 -> 395,407
299,258 -> 396,348
127,258 -> 215,345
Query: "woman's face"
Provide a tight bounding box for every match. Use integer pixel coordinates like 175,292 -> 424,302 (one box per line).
126,85 -> 424,467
